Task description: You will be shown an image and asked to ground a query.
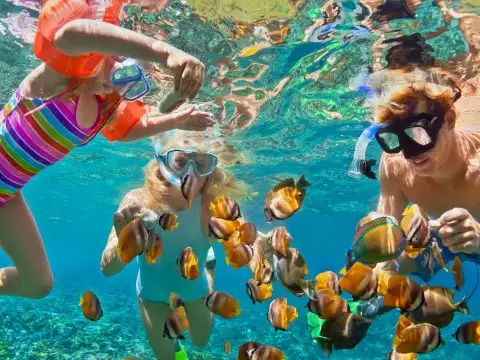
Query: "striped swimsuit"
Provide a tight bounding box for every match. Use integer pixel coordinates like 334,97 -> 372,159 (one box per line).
0,87 -> 111,206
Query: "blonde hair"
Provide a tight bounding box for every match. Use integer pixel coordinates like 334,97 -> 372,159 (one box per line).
140,129 -> 250,212
369,67 -> 461,125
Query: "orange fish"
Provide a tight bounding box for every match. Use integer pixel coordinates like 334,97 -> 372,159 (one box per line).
209,196 -> 241,220
314,271 -> 341,295
267,297 -> 298,331
253,245 -> 274,285
451,256 -> 464,290
145,232 -> 163,264
339,262 -> 378,300
169,293 -> 185,309
270,226 -> 292,257
401,205 -> 431,258
79,290 -> 103,321
224,340 -> 231,355
388,349 -> 418,360
238,222 -> 257,245
237,342 -> 260,360
117,219 -> 148,263
163,306 -> 189,339
378,274 -> 425,312
205,291 -> 241,319
177,247 -> 199,280
225,244 -> 254,269
246,279 -> 273,304
264,175 -> 310,222
209,217 -> 241,239
307,288 -> 348,320
395,323 -> 443,354
453,321 -> 480,344
158,212 -> 179,231
250,345 -> 285,360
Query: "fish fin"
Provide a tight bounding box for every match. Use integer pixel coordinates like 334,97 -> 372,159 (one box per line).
78,297 -> 83,307
455,296 -> 470,314
393,315 -> 413,347
271,178 -> 296,192
296,175 -> 311,189
236,308 -> 242,317
178,335 -> 186,340
225,256 -> 231,265
431,240 -> 447,271
339,266 -> 346,275
315,337 -> 333,357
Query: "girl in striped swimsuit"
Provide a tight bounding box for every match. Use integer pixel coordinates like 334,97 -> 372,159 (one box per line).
0,0 -> 213,300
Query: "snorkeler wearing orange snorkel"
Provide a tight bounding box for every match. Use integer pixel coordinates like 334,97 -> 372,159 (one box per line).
0,0 -> 214,300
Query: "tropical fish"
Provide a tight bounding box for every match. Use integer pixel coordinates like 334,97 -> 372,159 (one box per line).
407,286 -> 469,328
225,244 -> 254,269
307,288 -> 348,320
378,274 -> 425,312
270,226 -> 291,257
401,205 -> 431,258
453,321 -> 480,345
388,349 -> 418,360
253,245 -> 274,285
250,345 -> 286,360
158,212 -> 179,231
181,172 -> 199,208
246,279 -> 273,304
350,214 -> 405,265
209,217 -> 241,239
264,175 -> 311,222
238,222 -> 257,245
339,262 -> 378,300
451,256 -> 464,291
177,247 -> 199,280
395,323 -> 443,354
223,230 -> 242,250
224,340 -> 231,355
314,271 -> 341,295
145,232 -> 163,264
209,196 -> 241,220
267,297 -> 298,331
205,291 -> 241,319
315,313 -> 372,356
393,315 -> 415,347
237,342 -> 260,360
169,293 -> 185,309
79,290 -> 103,321
274,248 -> 310,296
163,306 -> 189,339
117,219 -> 148,263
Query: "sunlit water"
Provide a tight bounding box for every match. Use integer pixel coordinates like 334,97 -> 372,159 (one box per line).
0,0 -> 479,359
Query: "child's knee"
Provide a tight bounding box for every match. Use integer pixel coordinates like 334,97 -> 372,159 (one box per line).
25,271 -> 53,298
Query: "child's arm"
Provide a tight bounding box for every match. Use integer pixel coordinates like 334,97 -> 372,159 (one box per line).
54,20 -> 204,98
118,105 -> 214,142
101,191 -> 147,276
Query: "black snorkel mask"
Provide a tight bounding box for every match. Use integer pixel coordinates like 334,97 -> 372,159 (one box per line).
375,112 -> 444,159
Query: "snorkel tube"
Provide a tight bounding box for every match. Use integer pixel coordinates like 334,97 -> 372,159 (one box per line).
348,124 -> 381,179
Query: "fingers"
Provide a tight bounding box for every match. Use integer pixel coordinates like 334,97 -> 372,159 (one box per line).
443,231 -> 476,247
438,207 -> 470,225
178,63 -> 193,96
439,217 -> 476,241
189,63 -> 205,99
449,239 -> 479,254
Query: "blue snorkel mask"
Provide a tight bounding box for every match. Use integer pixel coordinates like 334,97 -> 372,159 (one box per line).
348,123 -> 383,180
110,57 -> 151,101
153,137 -> 219,206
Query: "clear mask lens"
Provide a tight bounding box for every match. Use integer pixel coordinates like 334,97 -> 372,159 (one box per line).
378,132 -> 400,150
405,126 -> 432,146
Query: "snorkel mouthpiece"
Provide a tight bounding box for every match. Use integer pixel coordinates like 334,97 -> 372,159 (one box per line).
348,124 -> 381,179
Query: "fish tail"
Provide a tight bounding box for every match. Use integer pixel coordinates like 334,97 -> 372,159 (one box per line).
225,256 -> 231,266
78,297 -> 83,307
296,175 -> 311,189
455,296 -> 471,314
315,337 -> 333,357
339,266 -> 346,275
235,308 -> 242,317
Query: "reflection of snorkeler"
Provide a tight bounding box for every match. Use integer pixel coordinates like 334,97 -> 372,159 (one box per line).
101,131 -> 248,360
303,0 -> 342,42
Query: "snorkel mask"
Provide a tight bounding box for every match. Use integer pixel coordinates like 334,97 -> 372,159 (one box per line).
110,57 -> 151,101
153,137 -> 219,206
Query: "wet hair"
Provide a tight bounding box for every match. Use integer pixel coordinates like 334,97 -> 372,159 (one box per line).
369,67 -> 461,125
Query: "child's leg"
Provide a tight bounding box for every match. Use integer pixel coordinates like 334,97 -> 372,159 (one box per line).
138,297 -> 176,360
0,193 -> 53,298
184,298 -> 213,348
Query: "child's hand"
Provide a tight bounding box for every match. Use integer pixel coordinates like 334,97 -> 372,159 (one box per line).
165,49 -> 205,99
113,204 -> 144,235
173,105 -> 214,131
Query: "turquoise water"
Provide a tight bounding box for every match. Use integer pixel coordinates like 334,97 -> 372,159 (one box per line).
0,0 -> 480,359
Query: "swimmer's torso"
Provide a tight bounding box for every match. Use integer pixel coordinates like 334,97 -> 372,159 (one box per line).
136,196 -> 213,303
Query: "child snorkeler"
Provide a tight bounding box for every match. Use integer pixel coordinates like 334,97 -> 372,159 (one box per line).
0,0 -> 213,299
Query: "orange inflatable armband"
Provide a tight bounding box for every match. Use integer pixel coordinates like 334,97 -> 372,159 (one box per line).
101,100 -> 146,141
34,0 -> 125,78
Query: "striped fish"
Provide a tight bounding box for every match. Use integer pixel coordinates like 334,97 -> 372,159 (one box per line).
209,195 -> 241,220
177,247 -> 199,280
267,297 -> 298,331
453,321 -> 480,345
205,291 -> 241,319
117,219 -> 149,264
163,306 -> 189,340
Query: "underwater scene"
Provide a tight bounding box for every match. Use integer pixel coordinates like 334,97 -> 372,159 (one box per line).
0,0 -> 480,359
